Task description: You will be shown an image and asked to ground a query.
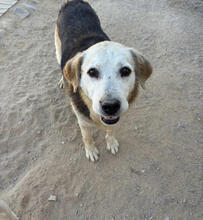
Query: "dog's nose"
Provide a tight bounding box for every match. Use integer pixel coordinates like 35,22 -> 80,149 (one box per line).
100,99 -> 121,115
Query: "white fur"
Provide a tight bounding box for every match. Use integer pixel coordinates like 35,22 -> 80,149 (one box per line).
105,133 -> 119,154
55,26 -> 61,65
80,41 -> 136,122
85,146 -> 99,161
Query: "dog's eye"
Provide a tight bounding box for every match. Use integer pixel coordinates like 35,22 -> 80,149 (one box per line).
120,67 -> 131,77
87,68 -> 99,78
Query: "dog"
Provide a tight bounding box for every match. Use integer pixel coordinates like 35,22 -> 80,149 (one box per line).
55,0 -> 152,162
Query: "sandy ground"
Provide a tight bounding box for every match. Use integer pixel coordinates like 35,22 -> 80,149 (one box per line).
0,0 -> 202,219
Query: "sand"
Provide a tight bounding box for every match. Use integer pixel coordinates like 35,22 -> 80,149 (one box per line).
0,0 -> 202,219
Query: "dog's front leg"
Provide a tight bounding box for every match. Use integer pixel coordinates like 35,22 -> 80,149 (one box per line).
105,129 -> 119,155
80,125 -> 99,162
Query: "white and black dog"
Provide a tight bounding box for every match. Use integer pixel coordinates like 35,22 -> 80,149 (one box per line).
55,0 -> 152,162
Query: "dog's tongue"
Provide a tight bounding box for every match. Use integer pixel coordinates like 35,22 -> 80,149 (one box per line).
101,115 -> 120,125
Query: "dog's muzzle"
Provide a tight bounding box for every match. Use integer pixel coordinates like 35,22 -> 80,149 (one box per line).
100,99 -> 120,125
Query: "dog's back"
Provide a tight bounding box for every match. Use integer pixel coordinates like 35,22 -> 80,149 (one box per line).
57,0 -> 109,69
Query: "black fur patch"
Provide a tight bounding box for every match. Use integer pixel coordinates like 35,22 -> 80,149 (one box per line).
68,85 -> 90,119
57,0 -> 110,119
57,0 -> 110,70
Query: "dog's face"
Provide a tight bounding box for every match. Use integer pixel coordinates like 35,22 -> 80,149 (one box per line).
64,41 -> 152,126
80,42 -> 136,125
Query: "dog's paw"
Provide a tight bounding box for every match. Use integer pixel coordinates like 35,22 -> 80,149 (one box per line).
85,147 -> 99,162
58,76 -> 64,89
106,135 -> 119,155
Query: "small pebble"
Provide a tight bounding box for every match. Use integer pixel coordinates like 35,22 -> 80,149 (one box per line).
61,141 -> 65,144
184,146 -> 193,151
177,122 -> 186,129
48,195 -> 56,201
75,209 -> 78,216
75,193 -> 79,197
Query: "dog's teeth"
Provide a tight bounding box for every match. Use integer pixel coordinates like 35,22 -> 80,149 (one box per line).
104,116 -> 117,120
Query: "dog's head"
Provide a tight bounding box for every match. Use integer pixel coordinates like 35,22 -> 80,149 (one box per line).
63,41 -> 152,125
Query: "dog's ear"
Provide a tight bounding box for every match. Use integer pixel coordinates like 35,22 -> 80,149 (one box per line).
63,53 -> 84,93
130,49 -> 152,89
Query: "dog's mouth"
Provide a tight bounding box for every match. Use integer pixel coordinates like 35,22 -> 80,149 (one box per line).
101,115 -> 120,125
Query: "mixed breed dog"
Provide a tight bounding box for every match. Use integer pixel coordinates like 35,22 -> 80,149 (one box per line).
0,0 -> 153,219
55,0 -> 152,162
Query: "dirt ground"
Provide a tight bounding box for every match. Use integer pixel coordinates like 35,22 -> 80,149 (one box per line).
0,0 -> 202,219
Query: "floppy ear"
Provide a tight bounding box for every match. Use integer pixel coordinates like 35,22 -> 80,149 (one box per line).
63,53 -> 84,93
131,49 -> 152,89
